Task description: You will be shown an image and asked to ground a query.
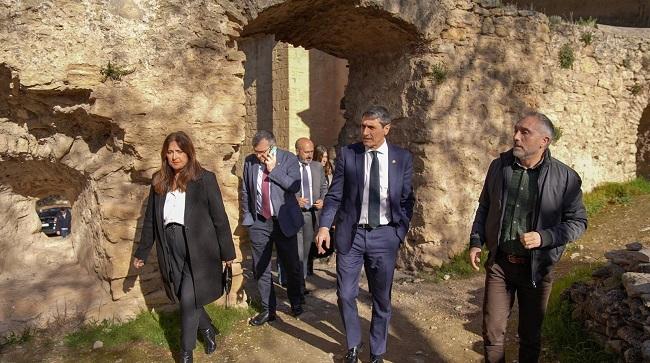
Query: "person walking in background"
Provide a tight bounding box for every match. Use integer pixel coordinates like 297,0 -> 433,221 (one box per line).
469,112 -> 588,363
133,131 -> 236,363
241,130 -> 305,326
315,106 -> 415,363
55,208 -> 71,237
314,144 -> 335,186
292,137 -> 328,290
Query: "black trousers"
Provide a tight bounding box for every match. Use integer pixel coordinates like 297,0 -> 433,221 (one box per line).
165,224 -> 212,352
248,216 -> 303,312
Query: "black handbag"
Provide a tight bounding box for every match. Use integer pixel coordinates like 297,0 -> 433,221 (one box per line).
223,264 -> 233,307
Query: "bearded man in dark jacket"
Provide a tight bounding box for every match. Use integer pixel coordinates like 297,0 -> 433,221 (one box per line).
469,112 -> 588,363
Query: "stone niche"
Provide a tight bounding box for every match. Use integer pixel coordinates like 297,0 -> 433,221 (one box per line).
0,0 -> 649,334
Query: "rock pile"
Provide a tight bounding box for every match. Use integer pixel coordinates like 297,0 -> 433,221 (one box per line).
566,242 -> 650,362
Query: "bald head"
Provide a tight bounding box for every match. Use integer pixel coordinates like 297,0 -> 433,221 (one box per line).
295,137 -> 314,163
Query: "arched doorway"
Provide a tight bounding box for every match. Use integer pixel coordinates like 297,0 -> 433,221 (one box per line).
637,104 -> 650,179
237,0 -> 422,158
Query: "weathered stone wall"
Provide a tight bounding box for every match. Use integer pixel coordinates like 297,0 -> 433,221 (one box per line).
0,0 -> 248,334
566,242 -> 650,362
0,0 -> 648,334
333,1 -> 650,269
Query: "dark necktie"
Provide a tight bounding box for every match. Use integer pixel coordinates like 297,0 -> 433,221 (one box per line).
368,150 -> 380,228
261,168 -> 272,219
301,163 -> 312,209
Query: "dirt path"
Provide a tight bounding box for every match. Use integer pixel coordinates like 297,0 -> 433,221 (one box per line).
2,195 -> 649,363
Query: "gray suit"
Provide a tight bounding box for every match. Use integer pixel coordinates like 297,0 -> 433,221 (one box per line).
296,160 -> 328,278
241,149 -> 304,312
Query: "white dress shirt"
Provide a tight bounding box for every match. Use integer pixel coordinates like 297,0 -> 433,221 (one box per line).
359,140 -> 391,224
299,161 -> 313,205
256,164 -> 275,216
163,190 -> 186,226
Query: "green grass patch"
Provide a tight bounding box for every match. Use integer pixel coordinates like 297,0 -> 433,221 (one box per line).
543,264 -> 616,362
419,249 -> 489,282
583,177 -> 650,216
65,305 -> 254,351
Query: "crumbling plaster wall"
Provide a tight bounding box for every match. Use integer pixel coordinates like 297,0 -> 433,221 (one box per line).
0,0 -> 248,334
0,0 -> 648,334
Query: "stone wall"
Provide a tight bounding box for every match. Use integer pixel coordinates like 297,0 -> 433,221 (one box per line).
0,0 -> 649,334
566,242 -> 650,362
0,0 -> 248,333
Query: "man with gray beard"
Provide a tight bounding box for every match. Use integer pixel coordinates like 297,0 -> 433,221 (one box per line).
469,112 -> 588,363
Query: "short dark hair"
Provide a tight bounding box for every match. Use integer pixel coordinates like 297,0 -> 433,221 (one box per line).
523,111 -> 555,141
362,106 -> 391,127
252,130 -> 276,147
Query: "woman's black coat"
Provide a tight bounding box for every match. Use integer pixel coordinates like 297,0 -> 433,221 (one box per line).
135,169 -> 236,306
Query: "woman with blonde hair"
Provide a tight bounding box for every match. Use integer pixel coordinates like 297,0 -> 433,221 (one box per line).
133,131 -> 236,362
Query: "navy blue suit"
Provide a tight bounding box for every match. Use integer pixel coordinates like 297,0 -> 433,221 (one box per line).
319,142 -> 414,356
241,149 -> 305,312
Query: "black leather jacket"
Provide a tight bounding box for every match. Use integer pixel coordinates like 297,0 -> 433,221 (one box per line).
469,149 -> 588,285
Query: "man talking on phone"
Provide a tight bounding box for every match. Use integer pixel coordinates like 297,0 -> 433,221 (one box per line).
241,130 -> 305,325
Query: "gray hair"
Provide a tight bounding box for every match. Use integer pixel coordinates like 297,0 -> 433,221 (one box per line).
523,111 -> 555,141
252,130 -> 276,147
362,105 -> 391,127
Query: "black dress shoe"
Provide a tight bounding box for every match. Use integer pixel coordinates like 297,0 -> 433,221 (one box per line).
344,344 -> 362,363
249,311 -> 276,326
291,304 -> 304,317
199,323 -> 218,354
370,354 -> 384,363
179,350 -> 193,363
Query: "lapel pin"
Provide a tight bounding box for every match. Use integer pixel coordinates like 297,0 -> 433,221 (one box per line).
392,160 -> 396,164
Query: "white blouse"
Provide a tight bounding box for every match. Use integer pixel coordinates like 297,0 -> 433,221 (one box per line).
163,190 -> 186,226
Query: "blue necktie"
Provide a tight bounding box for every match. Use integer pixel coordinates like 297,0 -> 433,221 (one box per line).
301,163 -> 311,209
368,151 -> 380,228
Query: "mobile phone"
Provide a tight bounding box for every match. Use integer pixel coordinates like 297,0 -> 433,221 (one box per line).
269,145 -> 277,157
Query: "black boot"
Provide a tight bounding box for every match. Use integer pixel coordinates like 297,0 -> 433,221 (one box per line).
199,323 -> 218,354
179,350 -> 193,363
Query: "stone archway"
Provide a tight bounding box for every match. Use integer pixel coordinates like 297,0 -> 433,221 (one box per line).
238,0 -> 425,154
637,104 -> 650,179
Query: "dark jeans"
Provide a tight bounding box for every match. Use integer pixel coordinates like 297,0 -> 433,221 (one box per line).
483,254 -> 553,363
165,224 -> 212,352
248,216 -> 303,312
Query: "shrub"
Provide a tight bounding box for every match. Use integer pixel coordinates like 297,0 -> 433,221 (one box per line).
100,61 -> 135,82
552,125 -> 563,145
430,63 -> 448,84
548,15 -> 563,29
580,32 -> 593,46
576,16 -> 598,28
630,84 -> 643,95
559,44 -> 575,69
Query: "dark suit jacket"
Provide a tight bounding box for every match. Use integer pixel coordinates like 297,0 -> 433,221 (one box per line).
135,169 -> 236,306
241,148 -> 304,237
296,160 -> 329,218
319,142 -> 415,254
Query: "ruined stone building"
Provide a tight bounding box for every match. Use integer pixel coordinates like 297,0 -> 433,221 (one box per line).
0,0 -> 648,334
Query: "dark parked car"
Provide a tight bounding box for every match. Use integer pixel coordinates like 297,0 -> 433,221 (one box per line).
38,207 -> 62,236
